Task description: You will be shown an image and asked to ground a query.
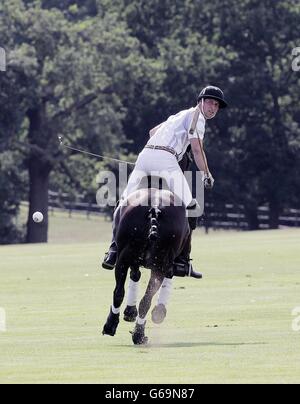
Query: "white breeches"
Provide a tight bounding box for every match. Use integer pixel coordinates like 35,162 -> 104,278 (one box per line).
121,149 -> 193,207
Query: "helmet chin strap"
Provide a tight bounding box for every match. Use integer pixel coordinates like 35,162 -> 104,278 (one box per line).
200,99 -> 217,120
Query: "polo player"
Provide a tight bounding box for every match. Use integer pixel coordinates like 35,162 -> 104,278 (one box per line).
102,86 -> 228,276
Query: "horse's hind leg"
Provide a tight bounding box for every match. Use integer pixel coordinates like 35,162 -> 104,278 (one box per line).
151,277 -> 173,324
139,271 -> 164,319
132,271 -> 164,345
102,260 -> 129,337
124,267 -> 141,322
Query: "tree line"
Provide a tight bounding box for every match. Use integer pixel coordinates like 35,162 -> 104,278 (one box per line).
0,0 -> 300,244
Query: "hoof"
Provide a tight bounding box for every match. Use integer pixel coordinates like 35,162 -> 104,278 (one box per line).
131,322 -> 148,345
151,304 -> 167,324
102,309 -> 120,336
124,305 -> 138,322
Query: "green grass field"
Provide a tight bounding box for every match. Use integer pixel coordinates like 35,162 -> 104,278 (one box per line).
1,212 -> 300,384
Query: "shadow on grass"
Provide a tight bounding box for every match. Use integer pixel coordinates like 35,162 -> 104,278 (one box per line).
116,342 -> 267,349
151,341 -> 267,348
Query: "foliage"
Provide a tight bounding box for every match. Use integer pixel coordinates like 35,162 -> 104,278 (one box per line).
0,151 -> 26,244
0,0 -> 159,242
0,0 -> 300,243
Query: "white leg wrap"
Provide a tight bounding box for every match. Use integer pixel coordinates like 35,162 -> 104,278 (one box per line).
111,305 -> 120,314
157,278 -> 173,307
127,279 -> 139,307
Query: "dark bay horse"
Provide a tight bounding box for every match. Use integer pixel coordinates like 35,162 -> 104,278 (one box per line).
102,188 -> 190,344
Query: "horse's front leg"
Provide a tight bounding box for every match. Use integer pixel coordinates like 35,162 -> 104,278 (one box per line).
102,261 -> 129,336
132,271 -> 164,345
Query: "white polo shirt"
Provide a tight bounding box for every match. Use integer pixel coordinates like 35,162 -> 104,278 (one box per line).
147,106 -> 206,161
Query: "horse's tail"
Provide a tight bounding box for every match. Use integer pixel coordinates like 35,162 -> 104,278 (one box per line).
148,206 -> 161,242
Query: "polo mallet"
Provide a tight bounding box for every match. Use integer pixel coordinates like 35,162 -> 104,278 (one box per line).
58,136 -> 136,167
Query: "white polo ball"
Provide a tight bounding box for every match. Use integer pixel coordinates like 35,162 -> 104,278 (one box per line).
33,212 -> 44,223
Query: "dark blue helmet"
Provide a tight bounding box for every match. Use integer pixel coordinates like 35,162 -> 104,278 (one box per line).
198,86 -> 228,109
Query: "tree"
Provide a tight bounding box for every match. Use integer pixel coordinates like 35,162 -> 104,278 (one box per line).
211,0 -> 300,228
0,151 -> 27,244
114,0 -> 231,151
0,0 -> 155,242
1,0 -> 299,242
